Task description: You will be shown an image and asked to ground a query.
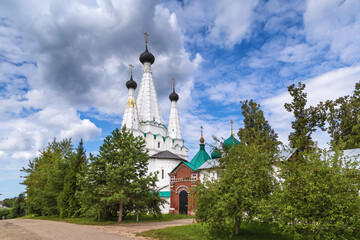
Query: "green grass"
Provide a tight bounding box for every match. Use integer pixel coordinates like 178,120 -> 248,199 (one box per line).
138,222 -> 294,240
122,213 -> 193,223
19,213 -> 193,225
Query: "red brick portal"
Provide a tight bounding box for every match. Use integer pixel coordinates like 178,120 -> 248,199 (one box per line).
169,163 -> 199,215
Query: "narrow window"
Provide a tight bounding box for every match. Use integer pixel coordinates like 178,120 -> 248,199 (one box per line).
162,169 -> 164,179
158,142 -> 160,148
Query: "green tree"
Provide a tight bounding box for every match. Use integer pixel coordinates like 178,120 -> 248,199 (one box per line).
284,82 -> 323,151
12,193 -> 26,217
238,100 -> 281,155
196,101 -> 278,237
2,197 -> 16,208
196,143 -> 277,237
58,140 -> 87,217
320,81 -> 360,149
270,147 -> 360,239
80,128 -> 161,222
21,139 -> 73,215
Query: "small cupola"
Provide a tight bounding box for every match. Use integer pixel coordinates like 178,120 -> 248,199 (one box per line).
169,77 -> 179,102
126,64 -> 137,89
139,32 -> 155,65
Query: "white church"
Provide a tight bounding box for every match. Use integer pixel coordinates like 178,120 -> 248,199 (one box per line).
121,34 -> 190,213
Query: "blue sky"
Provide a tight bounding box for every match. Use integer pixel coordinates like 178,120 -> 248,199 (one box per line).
1,0 -> 360,199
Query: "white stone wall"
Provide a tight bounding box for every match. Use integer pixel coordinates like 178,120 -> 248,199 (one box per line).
199,169 -> 218,182
160,197 -> 170,213
148,157 -> 182,214
148,158 -> 182,191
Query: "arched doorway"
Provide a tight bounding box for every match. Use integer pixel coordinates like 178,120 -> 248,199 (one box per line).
179,190 -> 188,214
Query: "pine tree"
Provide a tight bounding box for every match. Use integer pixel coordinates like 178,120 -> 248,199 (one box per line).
80,128 -> 161,222
58,140 -> 87,217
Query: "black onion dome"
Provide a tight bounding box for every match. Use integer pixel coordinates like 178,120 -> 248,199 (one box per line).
169,91 -> 179,102
139,47 -> 155,64
126,75 -> 137,89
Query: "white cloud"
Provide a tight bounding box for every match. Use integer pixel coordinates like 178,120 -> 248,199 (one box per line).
304,0 -> 360,63
278,43 -> 319,63
208,0 -> 259,48
262,65 -> 360,147
0,0 -> 202,199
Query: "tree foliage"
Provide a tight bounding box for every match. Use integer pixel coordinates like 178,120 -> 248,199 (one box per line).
196,100 -> 278,238
79,128 -> 162,222
2,197 -> 16,208
239,99 -> 281,155
319,81 -> 360,149
284,82 -> 324,151
21,139 -> 73,215
270,147 -> 360,239
12,193 -> 26,217
58,140 -> 87,217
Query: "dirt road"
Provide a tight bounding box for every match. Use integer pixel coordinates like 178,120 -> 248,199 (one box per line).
0,218 -> 194,240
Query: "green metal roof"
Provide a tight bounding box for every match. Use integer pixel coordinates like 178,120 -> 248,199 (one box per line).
169,144 -> 211,173
211,147 -> 221,159
170,160 -> 197,173
190,144 -> 211,170
159,191 -> 170,198
223,134 -> 240,147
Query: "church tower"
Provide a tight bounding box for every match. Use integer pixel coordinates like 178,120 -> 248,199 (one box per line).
168,78 -> 182,139
131,33 -> 188,159
121,34 -> 189,213
121,64 -> 140,131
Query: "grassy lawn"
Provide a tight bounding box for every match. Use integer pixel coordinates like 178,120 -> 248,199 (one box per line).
20,213 -> 193,225
138,222 -> 294,240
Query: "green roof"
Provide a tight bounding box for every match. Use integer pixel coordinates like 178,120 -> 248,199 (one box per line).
169,144 -> 211,173
211,147 -> 221,159
190,144 -> 211,170
159,191 -> 170,198
223,134 -> 240,147
170,160 -> 197,173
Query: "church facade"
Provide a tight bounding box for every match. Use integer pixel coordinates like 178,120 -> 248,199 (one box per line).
121,34 -> 239,214
121,35 -> 188,213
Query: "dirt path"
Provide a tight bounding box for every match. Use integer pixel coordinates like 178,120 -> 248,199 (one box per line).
0,218 -> 194,240
1,219 -> 137,240
89,218 -> 195,237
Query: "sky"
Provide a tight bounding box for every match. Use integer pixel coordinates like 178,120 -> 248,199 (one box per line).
1,0 -> 360,199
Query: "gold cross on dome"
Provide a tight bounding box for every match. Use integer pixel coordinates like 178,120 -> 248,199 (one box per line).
144,32 -> 149,46
172,77 -> 175,91
230,119 -> 234,135
129,64 -> 133,75
200,126 -> 205,144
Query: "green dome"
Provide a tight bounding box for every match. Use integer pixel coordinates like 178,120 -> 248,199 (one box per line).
211,147 -> 221,159
223,135 -> 240,147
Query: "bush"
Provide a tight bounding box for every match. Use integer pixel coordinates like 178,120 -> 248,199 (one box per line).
0,208 -> 12,219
